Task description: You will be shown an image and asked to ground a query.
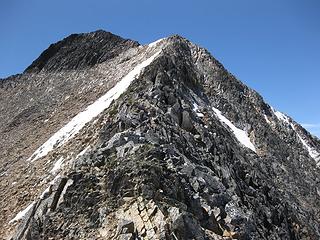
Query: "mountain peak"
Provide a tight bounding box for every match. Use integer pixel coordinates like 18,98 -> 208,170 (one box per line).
24,30 -> 139,73
1,31 -> 320,239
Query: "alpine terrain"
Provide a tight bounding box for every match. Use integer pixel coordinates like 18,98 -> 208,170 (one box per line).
0,30 -> 319,240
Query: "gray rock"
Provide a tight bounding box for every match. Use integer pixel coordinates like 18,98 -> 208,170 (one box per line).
181,110 -> 193,131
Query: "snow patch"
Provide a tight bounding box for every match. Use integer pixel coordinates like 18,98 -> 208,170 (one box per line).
264,114 -> 271,124
50,157 -> 64,173
9,201 -> 35,224
212,107 -> 256,152
148,38 -> 165,48
273,106 -> 320,164
27,50 -> 161,162
192,102 -> 204,117
40,186 -> 51,199
50,174 -> 61,184
292,125 -> 320,164
272,108 -> 290,124
40,175 -> 61,199
76,146 -> 91,158
272,107 -> 320,163
297,134 -> 320,163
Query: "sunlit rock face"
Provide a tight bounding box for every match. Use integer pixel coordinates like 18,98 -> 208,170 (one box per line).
1,30 -> 319,240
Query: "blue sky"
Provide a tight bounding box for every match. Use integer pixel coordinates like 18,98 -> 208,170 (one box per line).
1,0 -> 319,137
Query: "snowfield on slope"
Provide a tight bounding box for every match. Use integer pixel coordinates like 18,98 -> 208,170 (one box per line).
27,49 -> 161,162
212,107 -> 256,152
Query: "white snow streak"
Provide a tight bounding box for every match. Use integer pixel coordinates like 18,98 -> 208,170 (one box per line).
273,109 -> 290,124
40,175 -> 61,200
291,124 -> 320,164
40,186 -> 51,199
192,102 -> 204,117
264,114 -> 271,124
76,146 -> 91,158
212,107 -> 256,152
27,50 -> 161,162
148,38 -> 165,48
272,107 -> 320,163
9,202 -> 35,224
296,133 -> 320,164
50,157 -> 64,173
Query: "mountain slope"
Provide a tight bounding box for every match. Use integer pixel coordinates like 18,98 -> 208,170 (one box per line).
0,31 -> 319,240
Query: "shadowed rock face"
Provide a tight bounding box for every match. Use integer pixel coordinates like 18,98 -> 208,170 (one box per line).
1,31 -> 320,240
24,30 -> 139,73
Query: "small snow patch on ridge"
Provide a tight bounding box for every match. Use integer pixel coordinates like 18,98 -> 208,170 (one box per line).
297,133 -> 320,164
271,107 -> 320,164
40,175 -> 61,200
272,108 -> 290,124
212,107 -> 256,152
192,102 -> 204,117
292,125 -> 320,165
76,146 -> 91,158
50,157 -> 64,173
40,186 -> 51,199
9,202 -> 35,224
27,50 -> 161,162
148,38 -> 166,48
264,114 -> 271,124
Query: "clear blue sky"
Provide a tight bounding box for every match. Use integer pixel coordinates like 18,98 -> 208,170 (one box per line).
1,0 -> 319,137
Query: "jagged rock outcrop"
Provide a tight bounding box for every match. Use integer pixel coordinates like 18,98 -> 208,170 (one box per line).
25,30 -> 139,73
0,30 -> 319,240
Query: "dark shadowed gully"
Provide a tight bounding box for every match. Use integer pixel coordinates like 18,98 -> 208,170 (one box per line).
0,30 -> 319,240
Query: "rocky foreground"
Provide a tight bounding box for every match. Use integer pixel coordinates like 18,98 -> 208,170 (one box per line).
0,30 -> 319,239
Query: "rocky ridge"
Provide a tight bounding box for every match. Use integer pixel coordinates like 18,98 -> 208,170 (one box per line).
0,30 -> 319,240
